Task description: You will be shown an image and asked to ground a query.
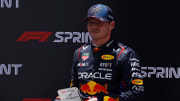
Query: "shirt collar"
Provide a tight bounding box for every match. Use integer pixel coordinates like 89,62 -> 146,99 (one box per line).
91,38 -> 114,52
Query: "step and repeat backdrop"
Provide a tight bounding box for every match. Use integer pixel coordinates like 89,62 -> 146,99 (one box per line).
0,0 -> 179,101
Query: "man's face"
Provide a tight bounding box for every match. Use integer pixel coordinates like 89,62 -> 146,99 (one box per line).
87,18 -> 115,41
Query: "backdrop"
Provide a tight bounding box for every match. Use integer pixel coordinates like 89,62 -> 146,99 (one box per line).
0,0 -> 179,101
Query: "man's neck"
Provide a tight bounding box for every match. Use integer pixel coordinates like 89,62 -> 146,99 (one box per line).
92,37 -> 111,47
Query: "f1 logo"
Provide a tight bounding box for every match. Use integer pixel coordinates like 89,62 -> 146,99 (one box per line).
17,31 -> 53,42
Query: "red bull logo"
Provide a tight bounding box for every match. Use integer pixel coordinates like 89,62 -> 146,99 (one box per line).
104,96 -> 119,101
80,81 -> 108,95
93,47 -> 101,52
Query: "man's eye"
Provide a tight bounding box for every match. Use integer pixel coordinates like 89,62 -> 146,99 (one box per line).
88,22 -> 93,24
98,22 -> 102,24
97,22 -> 103,25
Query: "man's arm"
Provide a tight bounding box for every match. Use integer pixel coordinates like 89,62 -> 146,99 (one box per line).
118,48 -> 144,101
70,49 -> 79,87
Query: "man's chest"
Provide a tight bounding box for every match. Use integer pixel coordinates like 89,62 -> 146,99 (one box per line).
76,50 -> 120,81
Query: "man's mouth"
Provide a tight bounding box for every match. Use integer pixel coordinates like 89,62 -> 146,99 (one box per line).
91,30 -> 99,34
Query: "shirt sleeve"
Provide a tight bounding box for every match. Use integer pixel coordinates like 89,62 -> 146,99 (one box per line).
70,49 -> 79,88
118,48 -> 144,101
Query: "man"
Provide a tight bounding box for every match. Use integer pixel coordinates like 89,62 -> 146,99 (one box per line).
57,3 -> 144,101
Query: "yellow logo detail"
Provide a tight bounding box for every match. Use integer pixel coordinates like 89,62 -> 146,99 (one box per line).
132,79 -> 143,85
101,55 -> 115,60
104,96 -> 119,101
70,79 -> 73,87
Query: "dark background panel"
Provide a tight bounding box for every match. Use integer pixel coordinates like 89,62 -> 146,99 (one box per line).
0,0 -> 179,101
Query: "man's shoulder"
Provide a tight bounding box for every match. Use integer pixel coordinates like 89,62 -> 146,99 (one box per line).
117,42 -> 128,49
74,43 -> 91,53
115,42 -> 129,50
73,43 -> 91,60
115,42 -> 136,54
114,42 -> 139,61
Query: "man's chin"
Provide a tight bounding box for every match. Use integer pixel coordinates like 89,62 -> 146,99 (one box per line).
92,37 -> 102,41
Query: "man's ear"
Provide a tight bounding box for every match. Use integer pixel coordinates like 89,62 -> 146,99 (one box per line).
110,21 -> 115,30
